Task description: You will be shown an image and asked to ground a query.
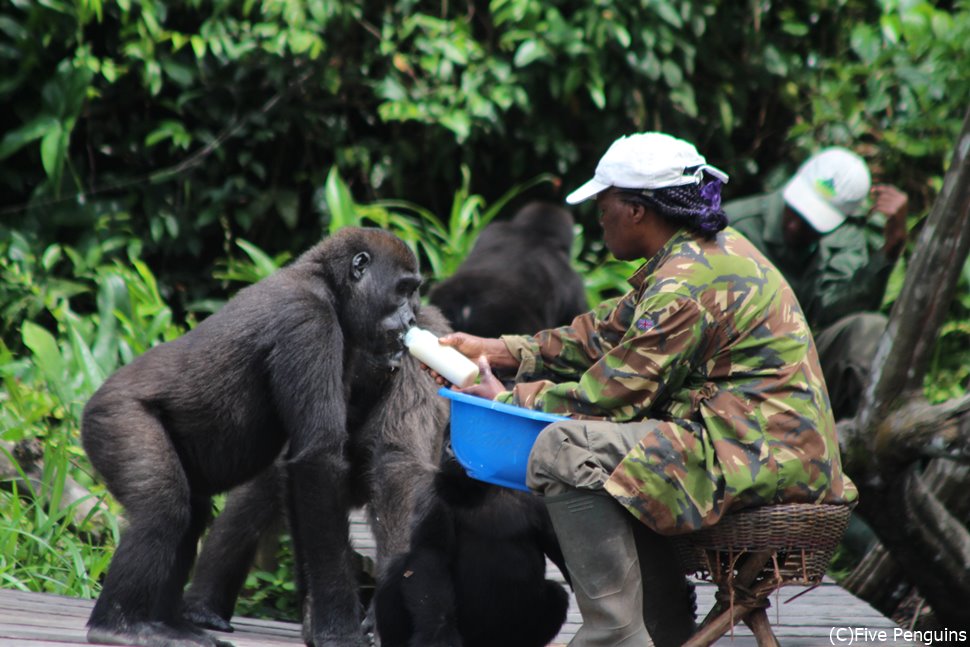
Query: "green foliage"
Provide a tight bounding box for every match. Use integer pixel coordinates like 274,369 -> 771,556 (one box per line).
0,244 -> 184,597
234,534 -> 301,621
4,0 -> 965,295
788,0 -> 970,203
0,440 -> 118,596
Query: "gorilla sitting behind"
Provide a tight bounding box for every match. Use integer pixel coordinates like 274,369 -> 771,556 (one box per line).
429,201 -> 588,336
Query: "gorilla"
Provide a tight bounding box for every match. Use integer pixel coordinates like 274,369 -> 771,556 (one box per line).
374,457 -> 570,647
181,303 -> 452,637
428,202 -> 588,336
373,203 -> 590,646
81,227 -> 432,647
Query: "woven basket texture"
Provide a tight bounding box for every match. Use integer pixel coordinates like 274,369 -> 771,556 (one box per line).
671,503 -> 852,587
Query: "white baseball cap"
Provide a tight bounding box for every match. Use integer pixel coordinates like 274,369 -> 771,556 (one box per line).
565,132 -> 728,205
781,147 -> 871,234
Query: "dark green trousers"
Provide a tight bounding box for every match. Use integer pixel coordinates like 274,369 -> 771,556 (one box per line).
814,312 -> 888,420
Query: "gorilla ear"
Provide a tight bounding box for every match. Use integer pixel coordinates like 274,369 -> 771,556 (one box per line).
351,252 -> 371,281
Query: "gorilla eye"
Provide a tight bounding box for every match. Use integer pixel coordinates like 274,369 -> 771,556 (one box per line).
351,252 -> 371,281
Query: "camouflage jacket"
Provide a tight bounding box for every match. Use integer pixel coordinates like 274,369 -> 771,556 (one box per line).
498,227 -> 857,534
725,190 -> 894,330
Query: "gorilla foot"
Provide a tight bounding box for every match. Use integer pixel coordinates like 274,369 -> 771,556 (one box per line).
182,600 -> 236,633
87,620 -> 235,647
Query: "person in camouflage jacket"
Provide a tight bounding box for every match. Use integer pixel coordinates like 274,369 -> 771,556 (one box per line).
435,133 -> 856,647
496,224 -> 857,532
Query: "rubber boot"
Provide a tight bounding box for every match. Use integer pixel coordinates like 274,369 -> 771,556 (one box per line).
633,523 -> 697,647
545,489 -> 653,647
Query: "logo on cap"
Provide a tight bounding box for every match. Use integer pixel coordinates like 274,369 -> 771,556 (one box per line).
815,177 -> 837,199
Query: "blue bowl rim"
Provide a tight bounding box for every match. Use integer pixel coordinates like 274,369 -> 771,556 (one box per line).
437,387 -> 568,423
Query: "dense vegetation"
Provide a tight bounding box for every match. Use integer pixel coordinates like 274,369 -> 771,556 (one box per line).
1,0 -> 968,621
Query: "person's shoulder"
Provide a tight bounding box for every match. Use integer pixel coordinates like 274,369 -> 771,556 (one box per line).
662,229 -> 771,286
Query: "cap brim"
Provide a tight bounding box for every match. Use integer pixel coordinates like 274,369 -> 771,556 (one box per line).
782,176 -> 846,234
565,178 -> 610,205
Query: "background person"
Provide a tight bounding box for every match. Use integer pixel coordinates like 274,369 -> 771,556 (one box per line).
725,147 -> 909,419
435,132 -> 857,647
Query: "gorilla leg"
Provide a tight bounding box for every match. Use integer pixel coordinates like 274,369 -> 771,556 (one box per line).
183,465 -> 285,632
83,404 -> 223,647
159,493 -> 212,620
288,455 -> 364,646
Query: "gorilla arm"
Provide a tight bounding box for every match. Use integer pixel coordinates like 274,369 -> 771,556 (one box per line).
268,310 -> 363,644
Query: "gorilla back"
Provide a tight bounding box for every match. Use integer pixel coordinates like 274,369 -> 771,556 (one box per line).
428,202 -> 588,337
81,227 -> 421,647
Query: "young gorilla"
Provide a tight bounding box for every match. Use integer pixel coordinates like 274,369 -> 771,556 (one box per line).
181,304 -> 452,636
374,457 -> 570,647
428,202 -> 588,336
374,207 -> 593,646
81,228 -> 424,647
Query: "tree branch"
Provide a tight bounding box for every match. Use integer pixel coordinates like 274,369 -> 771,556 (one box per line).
856,108 -> 970,433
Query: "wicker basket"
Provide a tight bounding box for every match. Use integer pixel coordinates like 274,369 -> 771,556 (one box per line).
671,503 -> 852,589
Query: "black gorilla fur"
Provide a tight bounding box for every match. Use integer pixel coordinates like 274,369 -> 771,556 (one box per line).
373,203 -> 594,646
81,228 -> 436,647
374,457 -> 570,647
429,202 -> 588,336
181,303 -> 452,639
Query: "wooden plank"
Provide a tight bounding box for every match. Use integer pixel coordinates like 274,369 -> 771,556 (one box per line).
0,584 -> 919,647
0,511 -> 915,647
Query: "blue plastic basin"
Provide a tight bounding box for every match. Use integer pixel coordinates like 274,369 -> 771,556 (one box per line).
438,387 -> 567,491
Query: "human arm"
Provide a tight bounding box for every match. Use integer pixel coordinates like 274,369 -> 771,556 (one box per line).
871,184 -> 908,261
496,294 -> 711,420
501,294 -> 631,384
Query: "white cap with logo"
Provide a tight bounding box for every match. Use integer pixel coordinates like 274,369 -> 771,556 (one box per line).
565,132 -> 728,205
781,147 -> 871,234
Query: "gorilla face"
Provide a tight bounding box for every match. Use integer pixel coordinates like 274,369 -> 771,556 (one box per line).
340,231 -> 421,367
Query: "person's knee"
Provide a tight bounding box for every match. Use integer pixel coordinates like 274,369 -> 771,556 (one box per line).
527,421 -> 582,496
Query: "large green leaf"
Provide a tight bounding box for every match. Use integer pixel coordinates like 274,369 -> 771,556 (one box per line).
0,116 -> 58,161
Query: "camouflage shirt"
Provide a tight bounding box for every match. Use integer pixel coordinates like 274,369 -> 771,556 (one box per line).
725,190 -> 894,330
498,227 -> 857,533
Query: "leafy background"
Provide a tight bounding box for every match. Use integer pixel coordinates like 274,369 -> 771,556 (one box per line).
1,0 -> 968,620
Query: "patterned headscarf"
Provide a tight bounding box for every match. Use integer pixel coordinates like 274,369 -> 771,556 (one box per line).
622,169 -> 727,237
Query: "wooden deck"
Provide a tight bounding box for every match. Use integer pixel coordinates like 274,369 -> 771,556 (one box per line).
0,509 -> 917,646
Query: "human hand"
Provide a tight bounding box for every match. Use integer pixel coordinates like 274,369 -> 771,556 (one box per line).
437,332 -> 489,359
455,356 -> 505,400
439,333 -> 519,370
417,333 -> 486,386
871,184 -> 908,259
416,333 -> 512,386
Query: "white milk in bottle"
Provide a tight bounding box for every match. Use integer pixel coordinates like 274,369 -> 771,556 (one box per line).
404,328 -> 480,388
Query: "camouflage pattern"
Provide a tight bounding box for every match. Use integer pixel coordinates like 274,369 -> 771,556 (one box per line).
725,190 -> 894,330
498,227 -> 857,534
